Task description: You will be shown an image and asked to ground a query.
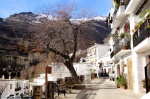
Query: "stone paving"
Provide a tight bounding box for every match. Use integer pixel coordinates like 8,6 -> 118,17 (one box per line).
94,78 -> 145,99
55,77 -> 146,99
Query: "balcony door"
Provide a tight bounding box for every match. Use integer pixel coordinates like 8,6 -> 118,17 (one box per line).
127,58 -> 134,90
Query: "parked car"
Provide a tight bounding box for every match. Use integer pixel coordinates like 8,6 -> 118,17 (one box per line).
109,71 -> 115,81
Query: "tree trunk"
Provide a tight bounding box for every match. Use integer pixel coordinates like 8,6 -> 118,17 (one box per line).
64,61 -> 79,83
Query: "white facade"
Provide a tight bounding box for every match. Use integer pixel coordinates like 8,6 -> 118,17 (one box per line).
98,54 -> 112,75
107,0 -> 150,94
33,62 -> 95,87
74,63 -> 96,74
0,79 -> 29,99
74,63 -> 93,83
33,73 -> 63,92
86,43 -> 109,66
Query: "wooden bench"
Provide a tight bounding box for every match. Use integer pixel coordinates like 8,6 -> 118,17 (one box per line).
55,84 -> 67,97
55,83 -> 75,97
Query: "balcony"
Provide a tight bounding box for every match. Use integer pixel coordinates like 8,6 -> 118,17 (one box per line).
124,0 -> 145,14
124,0 -> 130,9
112,31 -> 119,43
111,5 -> 128,32
133,18 -> 150,52
112,39 -> 131,59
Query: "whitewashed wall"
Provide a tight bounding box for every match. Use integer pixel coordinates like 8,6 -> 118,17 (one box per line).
132,52 -> 145,93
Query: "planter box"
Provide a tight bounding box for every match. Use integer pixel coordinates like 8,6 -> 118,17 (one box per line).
120,86 -> 127,90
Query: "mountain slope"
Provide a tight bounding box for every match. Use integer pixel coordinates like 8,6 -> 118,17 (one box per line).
0,12 -> 111,78
0,12 -> 111,55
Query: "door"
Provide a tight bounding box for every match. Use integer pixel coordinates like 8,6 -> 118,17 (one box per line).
127,58 -> 134,90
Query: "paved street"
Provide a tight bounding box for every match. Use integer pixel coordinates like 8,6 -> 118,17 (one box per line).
55,77 -> 145,99
94,78 -> 145,99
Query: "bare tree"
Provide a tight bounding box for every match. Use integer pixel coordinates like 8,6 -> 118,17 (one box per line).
31,3 -> 95,83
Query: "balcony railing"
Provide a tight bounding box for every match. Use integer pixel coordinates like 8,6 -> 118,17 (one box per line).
113,38 -> 130,56
113,33 -> 120,43
133,19 -> 150,47
113,39 -> 122,55
124,0 -> 131,9
110,51 -> 114,58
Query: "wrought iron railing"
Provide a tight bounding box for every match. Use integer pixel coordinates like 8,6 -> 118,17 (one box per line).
133,19 -> 150,47
144,62 -> 150,93
113,39 -> 122,56
112,31 -> 119,44
110,51 -> 114,58
112,38 -> 131,56
124,0 -> 131,9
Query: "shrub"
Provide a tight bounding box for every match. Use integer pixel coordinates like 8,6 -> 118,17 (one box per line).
116,74 -> 127,86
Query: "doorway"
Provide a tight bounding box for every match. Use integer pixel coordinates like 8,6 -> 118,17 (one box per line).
127,58 -> 134,90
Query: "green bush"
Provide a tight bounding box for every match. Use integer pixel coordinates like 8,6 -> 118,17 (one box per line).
116,75 -> 127,86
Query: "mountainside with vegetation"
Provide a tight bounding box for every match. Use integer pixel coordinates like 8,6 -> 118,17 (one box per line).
0,12 -> 110,54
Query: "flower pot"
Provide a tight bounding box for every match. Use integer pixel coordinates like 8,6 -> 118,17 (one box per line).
120,86 -> 127,90
122,45 -> 127,50
117,84 -> 120,88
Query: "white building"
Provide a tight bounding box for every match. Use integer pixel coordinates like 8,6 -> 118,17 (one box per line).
86,43 -> 109,65
98,54 -> 113,76
0,79 -> 29,99
107,0 -> 150,94
86,43 -> 110,76
33,62 -> 95,87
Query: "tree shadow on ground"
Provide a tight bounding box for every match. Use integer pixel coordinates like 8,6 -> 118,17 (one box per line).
76,78 -> 106,99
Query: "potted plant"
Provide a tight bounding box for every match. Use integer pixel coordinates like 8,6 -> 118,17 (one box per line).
134,20 -> 144,31
113,0 -> 120,10
116,77 -> 120,88
142,79 -> 150,92
140,9 -> 150,19
126,41 -> 130,49
116,74 -> 127,89
119,32 -> 125,38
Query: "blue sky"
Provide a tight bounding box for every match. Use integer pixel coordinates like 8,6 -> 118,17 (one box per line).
0,0 -> 112,18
